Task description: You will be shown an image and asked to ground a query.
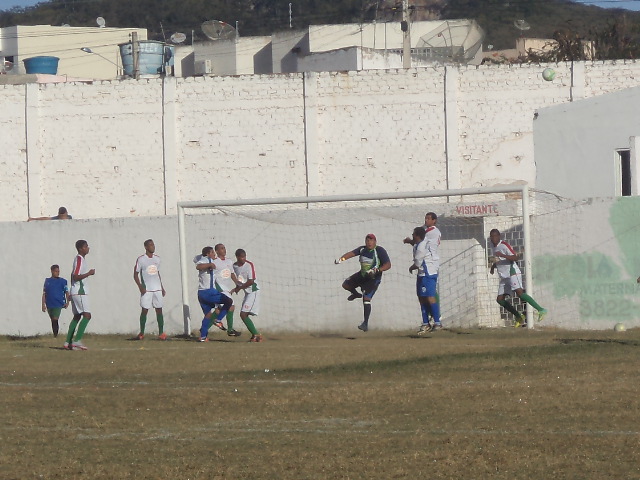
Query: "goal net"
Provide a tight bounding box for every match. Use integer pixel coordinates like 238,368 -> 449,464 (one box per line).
177,187 -> 533,335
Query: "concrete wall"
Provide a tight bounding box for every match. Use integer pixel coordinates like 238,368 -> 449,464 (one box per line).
535,86 -> 640,199
193,37 -> 273,76
194,40 -> 237,76
3,61 -> 640,223
298,47 -> 431,72
4,193 -> 640,337
531,194 -> 640,330
298,48 -> 359,72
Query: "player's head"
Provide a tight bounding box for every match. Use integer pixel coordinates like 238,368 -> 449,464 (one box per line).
235,248 -> 246,265
412,226 -> 426,242
202,246 -> 215,258
144,239 -> 155,254
365,233 -> 376,249
50,264 -> 60,277
215,243 -> 226,258
425,212 -> 437,226
58,206 -> 68,216
75,240 -> 89,254
489,229 -> 501,246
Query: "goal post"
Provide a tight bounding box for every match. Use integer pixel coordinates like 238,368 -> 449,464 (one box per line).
177,185 -> 534,335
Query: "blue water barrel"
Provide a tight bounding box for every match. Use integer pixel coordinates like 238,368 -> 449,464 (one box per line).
119,40 -> 166,76
23,56 -> 59,74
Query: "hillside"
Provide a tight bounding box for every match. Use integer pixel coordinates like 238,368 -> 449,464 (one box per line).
1,0 -> 639,52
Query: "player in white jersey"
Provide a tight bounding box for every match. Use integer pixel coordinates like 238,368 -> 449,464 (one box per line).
64,240 -> 95,351
404,212 -> 443,331
213,244 -> 241,337
133,239 -> 167,340
490,229 -> 547,327
403,212 -> 432,246
409,214 -> 443,334
194,246 -> 233,342
232,248 -> 262,342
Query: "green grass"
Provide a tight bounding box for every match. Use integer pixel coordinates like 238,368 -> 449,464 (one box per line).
1,329 -> 639,479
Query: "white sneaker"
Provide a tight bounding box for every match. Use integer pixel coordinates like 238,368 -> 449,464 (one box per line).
417,323 -> 432,335
71,342 -> 88,351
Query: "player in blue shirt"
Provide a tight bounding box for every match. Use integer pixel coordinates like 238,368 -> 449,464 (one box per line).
41,264 -> 70,337
335,233 -> 391,332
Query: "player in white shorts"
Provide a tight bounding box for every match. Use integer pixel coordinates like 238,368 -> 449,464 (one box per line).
133,239 -> 167,340
490,229 -> 547,327
212,244 -> 242,337
232,248 -> 263,342
64,240 -> 95,351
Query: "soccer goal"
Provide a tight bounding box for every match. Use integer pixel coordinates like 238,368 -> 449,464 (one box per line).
177,186 -> 535,335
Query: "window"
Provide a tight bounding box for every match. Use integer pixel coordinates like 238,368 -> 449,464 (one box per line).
616,149 -> 631,197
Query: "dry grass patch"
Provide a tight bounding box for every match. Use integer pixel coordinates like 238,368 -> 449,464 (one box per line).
1,329 -> 639,479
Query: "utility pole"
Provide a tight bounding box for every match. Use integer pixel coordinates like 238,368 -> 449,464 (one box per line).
402,0 -> 411,69
132,31 -> 140,80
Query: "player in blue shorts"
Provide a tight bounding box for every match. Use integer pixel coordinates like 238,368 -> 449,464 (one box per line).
335,233 -> 391,332
195,246 -> 233,342
41,264 -> 70,337
409,226 -> 442,334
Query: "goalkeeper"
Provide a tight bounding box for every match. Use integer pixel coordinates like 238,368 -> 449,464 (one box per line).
335,233 -> 391,332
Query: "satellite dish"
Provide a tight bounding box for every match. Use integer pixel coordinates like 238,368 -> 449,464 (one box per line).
487,44 -> 494,50
514,19 -> 531,31
96,16 -> 106,28
201,20 -> 237,41
170,32 -> 187,44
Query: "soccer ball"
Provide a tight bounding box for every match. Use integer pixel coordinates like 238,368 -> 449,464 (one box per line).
614,323 -> 626,332
542,68 -> 556,82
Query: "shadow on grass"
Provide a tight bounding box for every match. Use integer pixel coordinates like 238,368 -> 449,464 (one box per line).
8,335 -> 42,341
557,338 -> 640,347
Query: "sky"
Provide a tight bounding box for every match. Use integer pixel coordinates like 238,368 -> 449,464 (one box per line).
1,0 -> 640,11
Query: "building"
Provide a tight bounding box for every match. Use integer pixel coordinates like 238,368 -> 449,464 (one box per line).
483,37 -> 595,64
0,25 -> 147,80
534,86 -> 640,199
186,19 -> 484,76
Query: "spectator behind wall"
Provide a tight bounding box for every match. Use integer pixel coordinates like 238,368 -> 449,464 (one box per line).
29,207 -> 73,221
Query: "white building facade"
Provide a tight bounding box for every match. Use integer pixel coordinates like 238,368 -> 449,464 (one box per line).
0,25 -> 147,79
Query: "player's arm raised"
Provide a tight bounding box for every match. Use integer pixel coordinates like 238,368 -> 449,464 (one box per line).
335,251 -> 356,264
195,261 -> 216,271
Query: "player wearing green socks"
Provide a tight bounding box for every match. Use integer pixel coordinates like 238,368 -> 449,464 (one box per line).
489,229 -> 547,327
133,239 -> 167,340
232,249 -> 263,342
64,240 -> 95,351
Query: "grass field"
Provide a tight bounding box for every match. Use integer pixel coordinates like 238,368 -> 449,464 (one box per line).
1,328 -> 640,480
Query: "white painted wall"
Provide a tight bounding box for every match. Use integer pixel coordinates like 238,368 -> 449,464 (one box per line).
298,47 -> 433,72
3,61 -> 640,223
534,86 -> 640,199
4,193 -> 640,336
193,36 -> 273,76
